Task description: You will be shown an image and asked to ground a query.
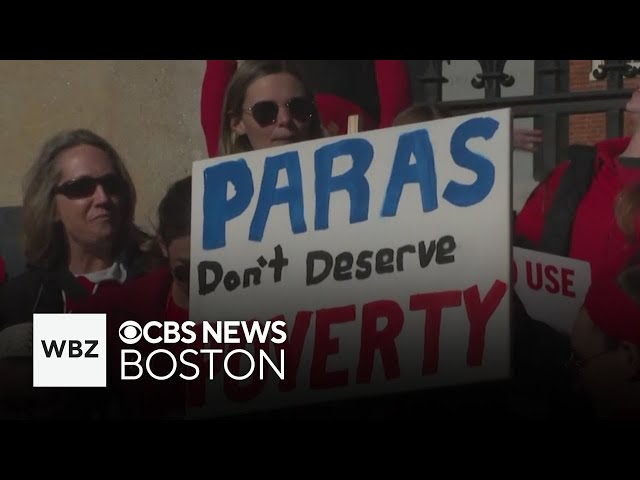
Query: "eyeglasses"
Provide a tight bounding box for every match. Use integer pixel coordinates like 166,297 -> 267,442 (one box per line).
172,263 -> 190,284
565,350 -> 612,371
243,96 -> 315,127
53,173 -> 125,199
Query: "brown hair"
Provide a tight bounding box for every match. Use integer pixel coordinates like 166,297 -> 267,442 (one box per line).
615,182 -> 640,242
392,103 -> 451,127
615,183 -> 640,304
217,60 -> 324,156
141,175 -> 192,269
158,175 -> 192,246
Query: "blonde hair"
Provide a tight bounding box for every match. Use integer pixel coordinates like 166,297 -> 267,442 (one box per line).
392,103 -> 451,127
615,182 -> 640,242
217,60 -> 323,156
22,129 -> 137,269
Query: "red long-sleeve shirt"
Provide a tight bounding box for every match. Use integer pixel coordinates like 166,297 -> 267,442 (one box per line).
515,136 -> 640,281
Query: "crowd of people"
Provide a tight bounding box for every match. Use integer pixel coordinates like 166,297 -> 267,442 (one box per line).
1,60 -> 639,419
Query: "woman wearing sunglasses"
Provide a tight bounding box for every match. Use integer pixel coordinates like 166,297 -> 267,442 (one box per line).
0,128 -> 151,418
217,60 -> 325,156
202,60 -> 412,157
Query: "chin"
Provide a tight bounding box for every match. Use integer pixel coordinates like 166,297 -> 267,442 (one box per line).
270,140 -> 293,147
89,228 -> 117,245
626,98 -> 640,114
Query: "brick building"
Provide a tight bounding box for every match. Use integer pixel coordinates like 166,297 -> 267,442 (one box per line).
569,60 -> 638,144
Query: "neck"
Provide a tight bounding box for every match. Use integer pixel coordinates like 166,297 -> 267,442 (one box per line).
67,240 -> 114,275
171,282 -> 189,310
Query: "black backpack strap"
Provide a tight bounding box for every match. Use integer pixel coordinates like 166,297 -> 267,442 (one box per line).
513,211 -> 535,249
538,144 -> 598,256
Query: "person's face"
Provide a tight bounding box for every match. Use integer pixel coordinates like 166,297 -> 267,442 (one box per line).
625,80 -> 640,114
570,307 -> 637,416
165,235 -> 191,296
54,145 -> 124,252
232,72 -> 314,151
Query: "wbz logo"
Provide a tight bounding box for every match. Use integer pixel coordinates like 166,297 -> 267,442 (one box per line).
33,313 -> 107,387
41,339 -> 99,358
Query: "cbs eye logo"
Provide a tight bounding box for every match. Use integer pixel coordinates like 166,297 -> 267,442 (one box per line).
119,321 -> 142,345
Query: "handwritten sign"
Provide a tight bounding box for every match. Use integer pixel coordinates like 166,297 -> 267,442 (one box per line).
513,246 -> 592,334
188,109 -> 513,417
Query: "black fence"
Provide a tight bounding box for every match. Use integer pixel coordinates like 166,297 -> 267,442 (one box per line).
408,60 -> 638,181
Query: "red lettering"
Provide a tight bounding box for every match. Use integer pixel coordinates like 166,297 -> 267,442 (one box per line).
185,325 -> 206,407
463,280 -> 508,366
561,268 -> 576,297
310,305 -> 355,389
356,300 -> 403,384
200,280 -> 509,407
410,290 -> 462,375
206,341 -> 225,378
544,265 -> 560,294
526,261 -> 567,296
224,333 -> 268,402
274,312 -> 312,392
512,259 -> 518,285
526,261 -> 542,290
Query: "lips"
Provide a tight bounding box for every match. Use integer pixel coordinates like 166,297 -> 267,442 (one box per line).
91,213 -> 113,221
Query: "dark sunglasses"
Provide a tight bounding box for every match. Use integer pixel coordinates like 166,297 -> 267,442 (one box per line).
53,173 -> 125,199
172,263 -> 190,284
243,96 -> 315,127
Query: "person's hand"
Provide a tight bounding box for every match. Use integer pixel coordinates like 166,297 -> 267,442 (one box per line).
322,122 -> 340,137
513,128 -> 543,152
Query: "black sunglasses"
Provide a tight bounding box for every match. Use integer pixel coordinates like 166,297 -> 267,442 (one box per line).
53,173 -> 125,199
243,96 -> 315,127
172,263 -> 190,284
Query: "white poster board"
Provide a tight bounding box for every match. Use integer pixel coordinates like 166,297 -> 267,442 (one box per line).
187,108 -> 513,417
513,246 -> 592,334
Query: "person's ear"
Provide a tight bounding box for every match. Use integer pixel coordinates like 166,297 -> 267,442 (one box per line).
231,115 -> 246,137
620,341 -> 640,380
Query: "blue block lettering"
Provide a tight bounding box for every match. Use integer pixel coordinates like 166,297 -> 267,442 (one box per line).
382,129 -> 437,216
314,139 -> 373,230
202,159 -> 253,250
444,117 -> 498,207
249,151 -> 307,242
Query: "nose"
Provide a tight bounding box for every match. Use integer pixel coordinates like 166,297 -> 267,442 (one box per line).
275,104 -> 293,126
92,184 -> 111,204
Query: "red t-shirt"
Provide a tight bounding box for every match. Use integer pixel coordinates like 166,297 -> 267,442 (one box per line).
64,263 -> 128,313
165,291 -> 189,323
